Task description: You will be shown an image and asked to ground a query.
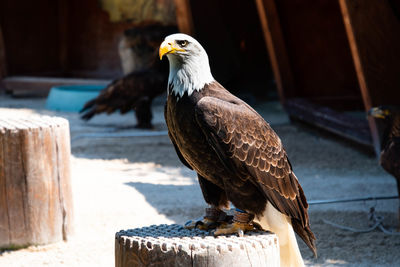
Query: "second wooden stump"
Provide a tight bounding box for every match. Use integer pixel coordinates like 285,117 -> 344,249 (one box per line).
0,115 -> 74,248
116,224 -> 280,267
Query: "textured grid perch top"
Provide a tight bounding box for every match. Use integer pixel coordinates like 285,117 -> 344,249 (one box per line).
115,224 -> 280,267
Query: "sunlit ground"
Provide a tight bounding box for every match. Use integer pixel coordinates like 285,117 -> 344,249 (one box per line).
0,93 -> 399,266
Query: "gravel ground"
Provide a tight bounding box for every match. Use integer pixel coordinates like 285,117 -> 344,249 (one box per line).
0,93 -> 399,267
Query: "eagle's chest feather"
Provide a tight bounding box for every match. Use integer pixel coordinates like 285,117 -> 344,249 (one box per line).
166,92 -> 225,185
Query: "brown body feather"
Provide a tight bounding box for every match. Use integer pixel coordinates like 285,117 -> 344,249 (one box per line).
165,81 -> 316,256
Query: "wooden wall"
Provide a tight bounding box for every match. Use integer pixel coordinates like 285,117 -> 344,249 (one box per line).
63,0 -> 137,78
255,0 -> 400,151
255,0 -> 365,109
275,0 -> 361,101
339,0 -> 400,109
0,0 -> 173,79
0,25 -> 7,79
0,0 -> 61,77
179,0 -> 274,98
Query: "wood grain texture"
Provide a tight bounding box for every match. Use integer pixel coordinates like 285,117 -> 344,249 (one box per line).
0,116 -> 73,248
115,224 -> 279,267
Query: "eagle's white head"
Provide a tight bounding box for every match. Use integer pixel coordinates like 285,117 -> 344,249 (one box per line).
159,33 -> 214,98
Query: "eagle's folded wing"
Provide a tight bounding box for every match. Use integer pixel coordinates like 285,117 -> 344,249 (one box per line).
194,96 -> 309,228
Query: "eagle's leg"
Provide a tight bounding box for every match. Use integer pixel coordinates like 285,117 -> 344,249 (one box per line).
185,206 -> 227,230
185,175 -> 230,230
214,209 -> 263,237
134,96 -> 153,129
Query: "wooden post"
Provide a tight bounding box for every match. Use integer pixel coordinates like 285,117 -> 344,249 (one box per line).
0,115 -> 74,248
115,224 -> 279,267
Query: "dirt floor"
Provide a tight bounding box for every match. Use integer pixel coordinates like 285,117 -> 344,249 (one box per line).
0,93 -> 399,267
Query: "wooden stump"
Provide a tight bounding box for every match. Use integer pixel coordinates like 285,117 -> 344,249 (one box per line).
115,224 -> 280,267
0,115 -> 74,248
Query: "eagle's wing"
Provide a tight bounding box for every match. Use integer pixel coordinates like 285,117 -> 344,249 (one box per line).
194,96 -> 312,232
170,138 -> 193,170
164,104 -> 193,170
80,71 -> 165,120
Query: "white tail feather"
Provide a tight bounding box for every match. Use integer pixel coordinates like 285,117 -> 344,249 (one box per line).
255,202 -> 305,267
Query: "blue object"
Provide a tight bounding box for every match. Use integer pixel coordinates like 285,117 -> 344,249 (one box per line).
46,84 -> 105,112
235,208 -> 246,213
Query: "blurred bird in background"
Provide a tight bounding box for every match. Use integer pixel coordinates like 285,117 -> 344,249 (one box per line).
369,106 -> 400,230
80,23 -> 177,129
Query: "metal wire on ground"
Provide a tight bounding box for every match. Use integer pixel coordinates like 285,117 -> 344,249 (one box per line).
322,207 -> 400,235
309,196 -> 400,235
308,195 -> 398,205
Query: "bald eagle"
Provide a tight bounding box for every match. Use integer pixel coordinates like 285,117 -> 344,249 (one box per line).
369,106 -> 400,230
160,34 -> 316,266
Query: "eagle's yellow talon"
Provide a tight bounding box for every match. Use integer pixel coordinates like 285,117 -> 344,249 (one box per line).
184,218 -> 218,230
213,221 -> 258,236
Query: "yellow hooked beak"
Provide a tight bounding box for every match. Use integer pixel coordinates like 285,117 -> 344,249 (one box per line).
159,40 -> 186,60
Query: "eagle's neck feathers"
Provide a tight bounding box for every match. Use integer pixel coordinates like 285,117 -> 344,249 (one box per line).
167,53 -> 214,98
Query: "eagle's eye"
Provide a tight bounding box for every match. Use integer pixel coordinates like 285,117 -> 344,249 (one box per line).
176,40 -> 188,47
